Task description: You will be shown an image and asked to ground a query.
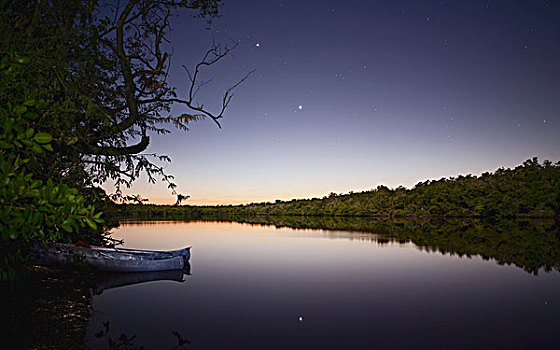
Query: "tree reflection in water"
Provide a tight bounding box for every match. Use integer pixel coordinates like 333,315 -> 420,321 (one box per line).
193,215 -> 560,275
93,321 -> 192,349
3,217 -> 558,348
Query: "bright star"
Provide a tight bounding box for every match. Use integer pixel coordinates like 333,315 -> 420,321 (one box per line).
298,105 -> 303,110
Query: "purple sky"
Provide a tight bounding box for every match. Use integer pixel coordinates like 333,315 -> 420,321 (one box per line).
111,0 -> 560,205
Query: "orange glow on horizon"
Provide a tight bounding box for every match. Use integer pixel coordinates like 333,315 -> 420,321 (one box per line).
108,183 -> 401,206
126,194 -> 320,206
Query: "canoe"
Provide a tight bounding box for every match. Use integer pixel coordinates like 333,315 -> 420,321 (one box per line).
33,243 -> 191,272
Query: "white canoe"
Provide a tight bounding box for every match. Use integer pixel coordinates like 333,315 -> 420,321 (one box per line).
34,244 -> 191,272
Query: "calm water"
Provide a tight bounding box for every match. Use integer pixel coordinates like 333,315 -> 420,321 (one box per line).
86,220 -> 560,349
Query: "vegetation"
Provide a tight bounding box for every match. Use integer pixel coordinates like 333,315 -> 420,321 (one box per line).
0,0 -> 245,198
120,158 -> 560,219
115,158 -> 560,274
0,0 -> 241,279
0,55 -> 102,280
114,158 -> 560,274
1,1 -> 558,282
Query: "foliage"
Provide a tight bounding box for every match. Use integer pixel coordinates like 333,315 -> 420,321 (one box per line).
119,158 -> 560,219
116,157 -> 560,275
0,0 -> 244,199
0,0 -> 245,278
173,193 -> 190,206
0,55 -> 102,280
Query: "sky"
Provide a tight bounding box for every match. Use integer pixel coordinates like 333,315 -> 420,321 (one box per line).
113,0 -> 560,205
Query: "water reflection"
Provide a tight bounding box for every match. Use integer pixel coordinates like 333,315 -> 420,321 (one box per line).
119,216 -> 560,275
88,219 -> 560,349
92,322 -> 192,350
1,266 -> 191,349
13,218 -> 559,348
94,264 -> 190,293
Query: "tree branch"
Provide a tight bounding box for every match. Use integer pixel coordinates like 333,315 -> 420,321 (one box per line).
89,134 -> 150,156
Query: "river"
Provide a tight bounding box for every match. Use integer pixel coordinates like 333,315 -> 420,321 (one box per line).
85,219 -> 560,349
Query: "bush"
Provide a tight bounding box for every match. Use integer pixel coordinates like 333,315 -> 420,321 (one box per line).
0,55 -> 102,280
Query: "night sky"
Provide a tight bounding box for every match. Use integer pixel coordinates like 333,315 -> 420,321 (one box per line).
119,0 -> 560,205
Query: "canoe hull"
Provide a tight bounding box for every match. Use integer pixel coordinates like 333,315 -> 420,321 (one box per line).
34,244 -> 191,272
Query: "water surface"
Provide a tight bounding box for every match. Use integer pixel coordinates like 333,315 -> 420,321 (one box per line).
87,220 -> 560,349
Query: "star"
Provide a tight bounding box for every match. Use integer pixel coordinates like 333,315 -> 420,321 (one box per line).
255,43 -> 260,47
298,105 -> 303,110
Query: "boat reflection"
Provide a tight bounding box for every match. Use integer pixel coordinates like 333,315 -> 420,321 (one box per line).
94,262 -> 191,293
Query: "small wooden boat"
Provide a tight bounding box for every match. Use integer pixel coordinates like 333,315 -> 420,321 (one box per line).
34,243 -> 191,272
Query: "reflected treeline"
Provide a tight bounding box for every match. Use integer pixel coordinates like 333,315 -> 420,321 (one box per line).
177,215 -> 559,275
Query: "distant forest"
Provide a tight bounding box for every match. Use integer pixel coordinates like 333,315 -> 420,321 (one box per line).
120,158 -> 560,218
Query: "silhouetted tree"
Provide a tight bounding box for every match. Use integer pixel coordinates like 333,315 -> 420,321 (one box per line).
1,0 -> 250,200
174,194 -> 190,206
0,0 -> 252,278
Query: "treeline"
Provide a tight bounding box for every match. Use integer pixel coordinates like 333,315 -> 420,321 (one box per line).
121,158 -> 560,218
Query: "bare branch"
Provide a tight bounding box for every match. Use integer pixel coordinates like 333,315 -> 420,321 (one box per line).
59,1 -> 250,194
